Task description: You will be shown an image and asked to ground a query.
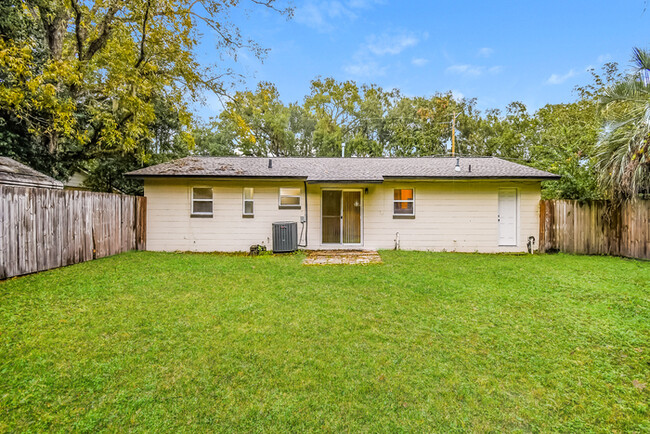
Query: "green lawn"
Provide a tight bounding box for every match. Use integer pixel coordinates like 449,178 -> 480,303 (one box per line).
1,251 -> 648,432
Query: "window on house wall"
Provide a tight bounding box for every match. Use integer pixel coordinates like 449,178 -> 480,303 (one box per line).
243,187 -> 254,217
393,188 -> 414,217
279,187 -> 301,209
191,187 -> 213,217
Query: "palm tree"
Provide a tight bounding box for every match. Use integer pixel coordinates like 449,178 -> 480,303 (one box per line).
596,48 -> 650,200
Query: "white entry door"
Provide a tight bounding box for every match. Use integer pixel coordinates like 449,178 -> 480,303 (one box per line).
498,188 -> 517,246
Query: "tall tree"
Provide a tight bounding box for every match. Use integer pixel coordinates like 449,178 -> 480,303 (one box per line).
304,78 -> 362,157
528,101 -> 601,199
220,82 -> 296,156
0,0 -> 290,178
287,103 -> 317,156
385,93 -> 458,157
596,48 -> 650,199
459,101 -> 531,160
193,119 -> 236,157
346,85 -> 395,157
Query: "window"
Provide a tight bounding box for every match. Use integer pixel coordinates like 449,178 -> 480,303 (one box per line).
243,187 -> 254,217
393,188 -> 414,217
191,187 -> 213,217
279,187 -> 301,209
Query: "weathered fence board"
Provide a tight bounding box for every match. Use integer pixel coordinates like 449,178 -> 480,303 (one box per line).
539,199 -> 650,260
1,186 -> 146,279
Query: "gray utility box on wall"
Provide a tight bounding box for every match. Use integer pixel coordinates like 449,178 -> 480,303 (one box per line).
272,221 -> 298,253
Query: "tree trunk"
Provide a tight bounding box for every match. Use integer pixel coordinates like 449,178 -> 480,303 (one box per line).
43,9 -> 69,60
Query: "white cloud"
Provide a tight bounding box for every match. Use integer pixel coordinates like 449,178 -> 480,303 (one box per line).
293,3 -> 329,31
445,64 -> 502,77
597,53 -> 612,63
366,31 -> 420,56
451,89 -> 465,101
545,69 -> 578,85
411,57 -> 429,66
446,64 -> 483,76
347,0 -> 386,8
294,1 -> 356,32
294,0 -> 382,32
477,47 -> 494,58
343,60 -> 387,77
343,30 -> 423,78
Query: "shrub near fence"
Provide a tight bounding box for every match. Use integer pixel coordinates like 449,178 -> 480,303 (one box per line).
0,186 -> 146,279
539,199 -> 650,260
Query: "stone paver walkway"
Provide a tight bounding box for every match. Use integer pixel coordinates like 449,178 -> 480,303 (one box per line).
302,250 -> 383,265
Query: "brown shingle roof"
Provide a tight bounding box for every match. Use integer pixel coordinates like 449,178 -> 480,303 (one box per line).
0,157 -> 63,189
125,156 -> 560,182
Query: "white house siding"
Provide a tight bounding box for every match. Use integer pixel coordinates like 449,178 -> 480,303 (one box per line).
306,181 -> 540,253
144,178 -> 305,252
144,178 -> 541,253
63,171 -> 88,189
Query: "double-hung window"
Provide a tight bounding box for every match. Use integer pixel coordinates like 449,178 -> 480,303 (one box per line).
191,187 -> 213,217
243,187 -> 254,217
393,188 -> 414,217
279,187 -> 301,209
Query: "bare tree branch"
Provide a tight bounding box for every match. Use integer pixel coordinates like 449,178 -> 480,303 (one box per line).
134,1 -> 150,68
83,2 -> 120,61
70,0 -> 85,60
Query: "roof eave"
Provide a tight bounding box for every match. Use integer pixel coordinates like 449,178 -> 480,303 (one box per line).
306,179 -> 384,184
127,174 -> 561,182
125,173 -> 308,180
0,177 -> 64,189
382,175 -> 561,181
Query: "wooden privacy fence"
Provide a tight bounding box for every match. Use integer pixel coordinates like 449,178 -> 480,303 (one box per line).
539,199 -> 650,260
1,185 -> 146,279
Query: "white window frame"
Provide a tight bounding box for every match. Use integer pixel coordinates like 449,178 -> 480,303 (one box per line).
393,188 -> 415,218
243,187 -> 254,217
191,186 -> 213,217
279,187 -> 301,209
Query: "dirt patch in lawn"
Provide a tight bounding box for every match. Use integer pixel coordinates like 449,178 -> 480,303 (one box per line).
302,250 -> 383,265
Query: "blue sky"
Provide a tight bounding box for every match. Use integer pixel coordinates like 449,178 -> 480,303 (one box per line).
193,0 -> 649,120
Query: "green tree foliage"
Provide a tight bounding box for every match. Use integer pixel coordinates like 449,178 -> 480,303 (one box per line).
220,82 -> 296,156
193,120 -> 237,157
82,96 -> 193,194
0,0 -> 289,187
216,70 -> 625,200
528,101 -> 600,199
389,93 -> 457,156
460,102 -> 532,160
2,0 -> 634,203
523,63 -> 622,199
304,78 -> 362,157
596,48 -> 650,200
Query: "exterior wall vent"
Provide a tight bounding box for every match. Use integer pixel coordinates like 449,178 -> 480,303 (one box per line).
272,221 -> 298,253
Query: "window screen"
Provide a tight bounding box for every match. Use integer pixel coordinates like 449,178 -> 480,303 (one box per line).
393,189 -> 414,216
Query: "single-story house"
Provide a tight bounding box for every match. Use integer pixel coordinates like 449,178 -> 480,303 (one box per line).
64,169 -> 124,194
126,156 -> 560,253
0,157 -> 63,189
63,170 -> 91,190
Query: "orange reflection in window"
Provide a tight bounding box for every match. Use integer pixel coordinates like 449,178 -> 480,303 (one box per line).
394,189 -> 413,201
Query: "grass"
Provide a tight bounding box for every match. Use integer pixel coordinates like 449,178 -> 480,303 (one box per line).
0,251 -> 649,432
